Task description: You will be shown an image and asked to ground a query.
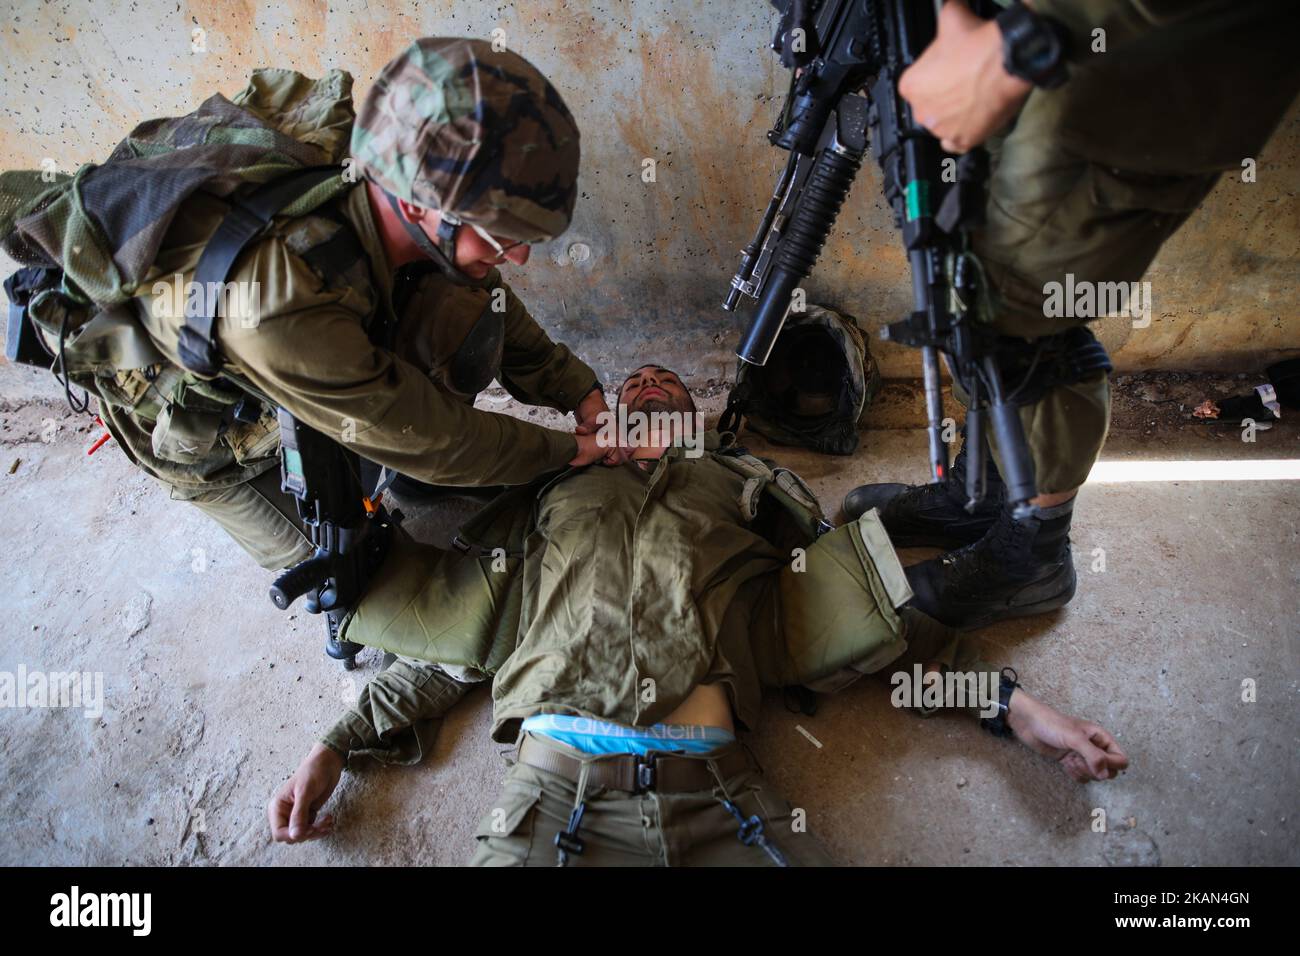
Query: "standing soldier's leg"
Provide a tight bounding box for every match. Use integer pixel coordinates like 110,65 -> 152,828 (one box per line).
849,6 -> 1300,629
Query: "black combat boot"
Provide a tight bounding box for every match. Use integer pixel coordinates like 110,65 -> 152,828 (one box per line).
841,431 -> 1005,548
903,497 -> 1078,630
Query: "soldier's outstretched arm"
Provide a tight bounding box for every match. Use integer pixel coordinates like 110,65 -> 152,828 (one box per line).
219,243 -> 581,485
322,657 -> 480,766
267,659 -> 478,844
754,515 -> 1130,784
880,609 -> 1129,784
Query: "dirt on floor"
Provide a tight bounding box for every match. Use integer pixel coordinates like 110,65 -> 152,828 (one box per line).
0,365 -> 1296,866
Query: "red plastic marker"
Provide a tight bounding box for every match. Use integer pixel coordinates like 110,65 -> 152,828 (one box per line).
87,416 -> 113,456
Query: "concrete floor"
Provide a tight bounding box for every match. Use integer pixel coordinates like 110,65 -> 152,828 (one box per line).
0,363 -> 1296,866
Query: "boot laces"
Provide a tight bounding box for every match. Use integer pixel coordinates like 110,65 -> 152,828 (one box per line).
939,511 -> 1037,596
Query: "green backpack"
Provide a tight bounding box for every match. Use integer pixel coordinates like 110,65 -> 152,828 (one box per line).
719,302 -> 882,456
1,68 -> 359,410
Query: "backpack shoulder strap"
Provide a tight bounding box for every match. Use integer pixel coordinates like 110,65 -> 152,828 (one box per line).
178,165 -> 342,376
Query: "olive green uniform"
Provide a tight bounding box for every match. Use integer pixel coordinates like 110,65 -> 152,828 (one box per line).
110,180 -> 598,570
974,0 -> 1300,492
319,434 -> 998,865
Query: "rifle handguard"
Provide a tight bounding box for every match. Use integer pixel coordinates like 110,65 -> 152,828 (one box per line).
738,145 -> 861,366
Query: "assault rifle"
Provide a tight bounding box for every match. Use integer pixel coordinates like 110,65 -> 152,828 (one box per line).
269,408 -> 398,669
724,0 -> 1038,516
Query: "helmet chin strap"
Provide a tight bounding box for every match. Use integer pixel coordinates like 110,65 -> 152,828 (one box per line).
384,191 -> 476,286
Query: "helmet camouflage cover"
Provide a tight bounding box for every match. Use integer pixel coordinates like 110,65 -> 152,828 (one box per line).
352,37 -> 581,242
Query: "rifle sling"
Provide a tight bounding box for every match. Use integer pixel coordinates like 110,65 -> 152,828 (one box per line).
178,166 -> 340,377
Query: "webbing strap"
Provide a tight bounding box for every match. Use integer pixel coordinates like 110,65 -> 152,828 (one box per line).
517,733 -> 752,794
178,166 -> 341,376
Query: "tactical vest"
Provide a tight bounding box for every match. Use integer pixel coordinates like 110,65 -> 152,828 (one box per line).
1,69 -> 364,491
5,184 -> 371,494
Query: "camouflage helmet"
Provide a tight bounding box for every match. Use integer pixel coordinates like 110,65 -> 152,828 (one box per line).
352,37 -> 581,242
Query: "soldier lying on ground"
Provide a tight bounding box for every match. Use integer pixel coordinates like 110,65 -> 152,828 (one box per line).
268,365 -> 1128,865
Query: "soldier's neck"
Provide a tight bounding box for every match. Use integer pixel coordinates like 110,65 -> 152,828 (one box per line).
629,432 -> 674,462
365,179 -> 431,270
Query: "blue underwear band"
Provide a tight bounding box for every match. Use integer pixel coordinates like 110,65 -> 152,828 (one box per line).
521,713 -> 735,756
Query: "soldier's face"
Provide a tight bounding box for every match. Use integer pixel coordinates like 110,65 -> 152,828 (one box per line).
395,196 -> 531,278
619,366 -> 695,415
426,216 -> 530,280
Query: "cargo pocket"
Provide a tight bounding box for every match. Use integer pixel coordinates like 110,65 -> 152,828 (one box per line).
223,404 -> 281,466
338,527 -> 513,669
1070,163 -> 1220,292
151,401 -> 229,465
471,782 -> 544,867
852,508 -> 913,612
1087,164 -> 1217,217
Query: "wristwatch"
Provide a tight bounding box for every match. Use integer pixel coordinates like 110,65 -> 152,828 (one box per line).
996,2 -> 1070,89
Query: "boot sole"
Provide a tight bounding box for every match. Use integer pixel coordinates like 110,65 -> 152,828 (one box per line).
951,591 -> 1075,631
949,570 -> 1078,631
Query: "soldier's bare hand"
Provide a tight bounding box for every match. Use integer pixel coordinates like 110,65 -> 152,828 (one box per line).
1006,689 -> 1130,783
573,387 -> 611,436
898,0 -> 1032,154
268,743 -> 345,843
569,431 -> 609,468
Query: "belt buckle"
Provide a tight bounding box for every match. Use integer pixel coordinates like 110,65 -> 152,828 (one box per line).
634,755 -> 657,793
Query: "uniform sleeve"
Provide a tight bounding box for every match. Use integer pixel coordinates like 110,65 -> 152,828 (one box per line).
1030,0 -> 1208,63
320,658 -> 476,766
490,275 -> 600,412
218,243 -> 577,486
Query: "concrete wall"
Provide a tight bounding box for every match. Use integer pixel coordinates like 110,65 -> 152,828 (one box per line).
2,0 -> 1297,389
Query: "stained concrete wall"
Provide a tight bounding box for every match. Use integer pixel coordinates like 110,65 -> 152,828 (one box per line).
1,0 -> 1297,389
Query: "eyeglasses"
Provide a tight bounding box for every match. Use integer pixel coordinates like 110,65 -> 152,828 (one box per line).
468,224 -> 535,258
